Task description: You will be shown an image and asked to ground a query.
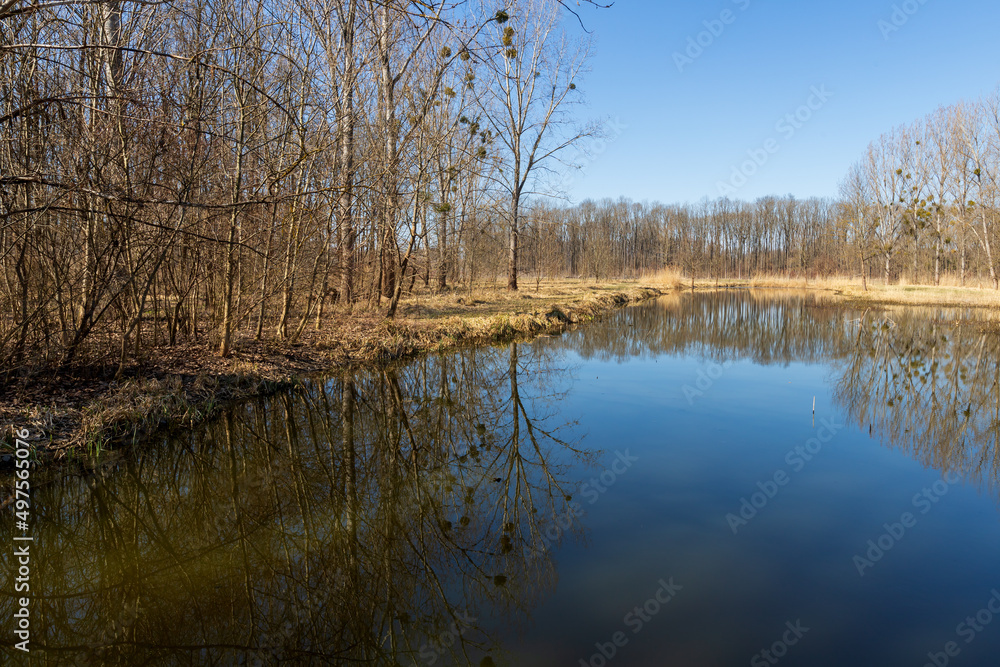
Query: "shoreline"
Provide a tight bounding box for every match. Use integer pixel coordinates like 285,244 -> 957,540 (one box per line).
4,277 -> 1000,472
693,277 -> 1000,310
0,284 -> 664,470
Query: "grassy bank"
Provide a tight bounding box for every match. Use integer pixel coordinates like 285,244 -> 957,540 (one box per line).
1,282 -> 664,467
6,272 -> 1000,469
701,274 -> 1000,309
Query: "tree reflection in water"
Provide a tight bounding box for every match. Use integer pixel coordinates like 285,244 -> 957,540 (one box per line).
835,308 -> 1000,493
0,343 -> 590,665
545,290 -> 1000,496
550,290 -> 858,365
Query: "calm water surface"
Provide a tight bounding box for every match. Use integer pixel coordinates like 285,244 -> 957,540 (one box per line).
3,291 -> 1000,666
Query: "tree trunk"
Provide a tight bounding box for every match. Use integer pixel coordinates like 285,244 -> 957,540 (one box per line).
437,207 -> 448,290
508,192 -> 519,291
337,0 -> 358,307
378,3 -> 398,302
219,101 -> 247,358
860,246 -> 867,292
982,211 -> 999,289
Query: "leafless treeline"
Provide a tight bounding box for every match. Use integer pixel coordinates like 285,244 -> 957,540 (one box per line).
517,91 -> 1000,289
0,0 -> 594,373
841,91 -> 1000,288
519,195 -> 842,281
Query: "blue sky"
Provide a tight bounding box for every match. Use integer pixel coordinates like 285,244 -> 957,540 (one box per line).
560,0 -> 1000,205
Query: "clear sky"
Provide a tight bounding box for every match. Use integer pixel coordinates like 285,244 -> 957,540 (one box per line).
560,0 -> 1000,205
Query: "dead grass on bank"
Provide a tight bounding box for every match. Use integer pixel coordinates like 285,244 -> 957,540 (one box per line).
706,274 -> 1000,309
9,271 -> 1000,466
1,281 -> 664,464
843,285 -> 1000,309
640,267 -> 688,291
330,282 -> 664,363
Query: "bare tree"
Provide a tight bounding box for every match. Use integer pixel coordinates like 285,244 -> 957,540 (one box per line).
839,163 -> 874,290
479,0 -> 593,290
865,131 -> 906,284
958,100 -> 999,289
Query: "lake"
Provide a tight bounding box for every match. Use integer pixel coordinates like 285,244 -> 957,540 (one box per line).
3,290 -> 1000,666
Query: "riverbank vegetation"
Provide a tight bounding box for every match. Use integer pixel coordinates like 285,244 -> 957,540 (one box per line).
1,0 -> 604,381
1,283 -> 659,461
709,276 -> 1000,309
4,0 -> 1000,385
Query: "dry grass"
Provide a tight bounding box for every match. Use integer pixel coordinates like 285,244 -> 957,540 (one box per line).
640,267 -> 688,291
1,281 -> 666,465
393,278 -> 654,319
77,373 -> 295,456
10,270 -> 1000,467
842,284 -> 1000,308
706,274 -> 1000,309
326,282 -> 665,364
743,273 -> 861,291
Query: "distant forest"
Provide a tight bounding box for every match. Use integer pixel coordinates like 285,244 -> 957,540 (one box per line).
522,196 -> 839,283
524,93 -> 1000,289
